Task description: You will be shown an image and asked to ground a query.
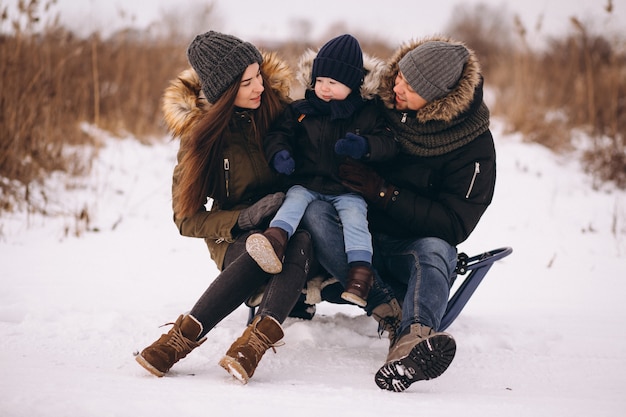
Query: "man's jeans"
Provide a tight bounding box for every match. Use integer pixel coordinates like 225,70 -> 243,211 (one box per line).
301,200 -> 457,331
371,233 -> 457,331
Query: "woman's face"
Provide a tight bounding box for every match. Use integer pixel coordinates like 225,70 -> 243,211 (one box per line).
234,63 -> 264,109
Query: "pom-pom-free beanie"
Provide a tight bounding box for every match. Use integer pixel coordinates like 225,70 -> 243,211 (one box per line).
187,31 -> 263,103
311,34 -> 364,91
398,41 -> 469,102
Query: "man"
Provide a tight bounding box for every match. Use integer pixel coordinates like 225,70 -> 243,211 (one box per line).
301,36 -> 496,392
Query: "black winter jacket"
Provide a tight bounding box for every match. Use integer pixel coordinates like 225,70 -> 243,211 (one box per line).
263,98 -> 396,195
370,36 -> 496,246
367,128 -> 495,245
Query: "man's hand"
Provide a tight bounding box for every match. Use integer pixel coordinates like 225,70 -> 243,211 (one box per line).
339,159 -> 396,209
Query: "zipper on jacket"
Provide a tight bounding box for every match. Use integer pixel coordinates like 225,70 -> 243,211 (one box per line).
466,162 -> 480,199
223,158 -> 230,198
401,113 -> 407,123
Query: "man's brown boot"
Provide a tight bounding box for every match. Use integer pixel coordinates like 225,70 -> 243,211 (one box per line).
246,227 -> 289,274
341,265 -> 374,307
374,323 -> 456,392
219,315 -> 284,384
371,298 -> 402,348
135,314 -> 206,377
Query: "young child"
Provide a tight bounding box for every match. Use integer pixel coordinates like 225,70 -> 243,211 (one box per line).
245,34 -> 396,307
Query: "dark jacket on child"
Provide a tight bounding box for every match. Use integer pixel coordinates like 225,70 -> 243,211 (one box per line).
263,50 -> 397,195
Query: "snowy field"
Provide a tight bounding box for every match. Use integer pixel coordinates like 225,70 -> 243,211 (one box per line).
1,119 -> 625,416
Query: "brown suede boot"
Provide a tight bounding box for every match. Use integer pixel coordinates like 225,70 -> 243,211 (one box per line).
246,227 -> 289,274
371,298 -> 402,348
375,323 -> 456,392
340,265 -> 374,307
135,314 -> 206,377
219,315 -> 284,384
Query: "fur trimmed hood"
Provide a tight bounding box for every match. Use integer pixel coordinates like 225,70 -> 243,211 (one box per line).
295,48 -> 387,100
379,35 -> 482,123
162,51 -> 293,138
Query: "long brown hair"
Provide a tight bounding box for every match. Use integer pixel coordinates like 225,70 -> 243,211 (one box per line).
173,68 -> 286,219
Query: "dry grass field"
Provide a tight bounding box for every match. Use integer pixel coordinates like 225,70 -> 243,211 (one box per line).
1,0 -> 624,215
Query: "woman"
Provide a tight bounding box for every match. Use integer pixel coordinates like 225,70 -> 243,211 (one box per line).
135,31 -> 314,385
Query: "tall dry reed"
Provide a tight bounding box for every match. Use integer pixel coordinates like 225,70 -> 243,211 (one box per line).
447,1 -> 625,188
0,0 -> 188,213
1,0 -> 624,218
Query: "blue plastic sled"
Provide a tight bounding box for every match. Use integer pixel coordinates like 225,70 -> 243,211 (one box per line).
248,246 -> 513,331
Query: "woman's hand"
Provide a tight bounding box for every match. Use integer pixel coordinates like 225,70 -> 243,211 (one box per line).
237,192 -> 285,230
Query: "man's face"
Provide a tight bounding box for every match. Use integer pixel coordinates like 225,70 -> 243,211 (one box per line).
393,71 -> 428,111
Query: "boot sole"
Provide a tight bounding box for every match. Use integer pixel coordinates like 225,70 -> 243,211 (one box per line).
246,234 -> 283,274
340,291 -> 367,307
135,354 -> 165,377
218,355 -> 250,385
374,333 -> 456,392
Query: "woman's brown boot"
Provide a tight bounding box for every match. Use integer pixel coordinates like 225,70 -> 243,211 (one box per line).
135,314 -> 206,377
219,315 -> 284,384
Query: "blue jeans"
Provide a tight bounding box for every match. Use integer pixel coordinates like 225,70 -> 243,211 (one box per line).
300,200 -> 395,313
371,233 -> 457,331
271,185 -> 372,263
301,200 -> 457,331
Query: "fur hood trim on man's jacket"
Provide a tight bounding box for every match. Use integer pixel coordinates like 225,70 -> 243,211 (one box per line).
295,48 -> 387,100
162,51 -> 293,139
379,35 -> 482,123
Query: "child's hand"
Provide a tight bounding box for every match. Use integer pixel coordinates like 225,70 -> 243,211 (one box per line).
272,150 -> 295,175
335,133 -> 369,159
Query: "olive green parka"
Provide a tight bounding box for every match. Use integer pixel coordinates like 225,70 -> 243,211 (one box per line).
161,52 -> 293,269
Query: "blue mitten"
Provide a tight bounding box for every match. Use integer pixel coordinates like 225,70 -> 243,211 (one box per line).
272,149 -> 295,175
335,132 -> 369,159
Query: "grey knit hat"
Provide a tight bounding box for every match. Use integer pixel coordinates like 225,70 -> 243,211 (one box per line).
398,41 -> 469,102
187,31 -> 263,103
312,34 -> 364,91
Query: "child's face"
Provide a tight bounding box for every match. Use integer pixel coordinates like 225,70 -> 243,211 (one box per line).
314,77 -> 352,102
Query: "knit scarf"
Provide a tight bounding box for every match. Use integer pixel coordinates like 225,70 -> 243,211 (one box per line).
389,100 -> 490,157
293,90 -> 365,120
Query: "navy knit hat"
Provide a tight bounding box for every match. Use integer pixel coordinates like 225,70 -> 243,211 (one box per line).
187,31 -> 263,103
312,34 -> 364,91
398,41 -> 469,102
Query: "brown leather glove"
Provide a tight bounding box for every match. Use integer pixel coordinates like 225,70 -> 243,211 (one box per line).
339,159 -> 397,210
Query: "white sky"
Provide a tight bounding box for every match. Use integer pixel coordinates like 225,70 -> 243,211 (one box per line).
6,0 -> 625,44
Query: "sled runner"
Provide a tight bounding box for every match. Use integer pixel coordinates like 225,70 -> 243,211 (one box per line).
247,247 -> 513,331
439,246 -> 512,330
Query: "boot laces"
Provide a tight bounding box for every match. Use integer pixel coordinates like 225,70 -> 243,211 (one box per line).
248,326 -> 284,356
161,322 -> 198,353
377,315 -> 401,345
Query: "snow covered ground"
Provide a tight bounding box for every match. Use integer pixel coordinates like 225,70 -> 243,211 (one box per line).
1,120 -> 625,416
